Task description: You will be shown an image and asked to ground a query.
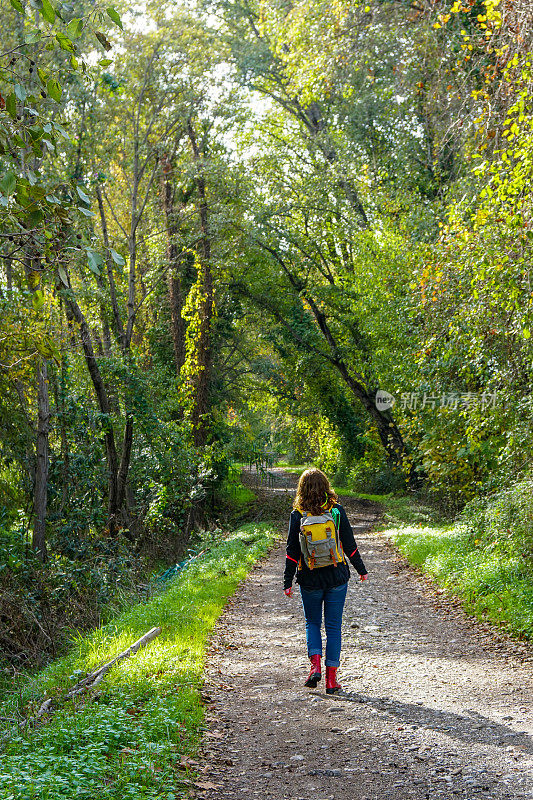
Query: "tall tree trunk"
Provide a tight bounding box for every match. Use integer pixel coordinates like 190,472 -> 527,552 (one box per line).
117,415 -> 134,515
64,295 -> 120,533
241,239 -> 407,466
53,354 -> 71,515
187,121 -> 214,447
96,186 -> 134,525
333,360 -> 407,467
301,293 -> 406,466
6,255 -> 13,293
125,133 -> 140,352
33,359 -> 49,562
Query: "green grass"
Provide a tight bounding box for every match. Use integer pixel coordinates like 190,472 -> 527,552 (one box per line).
229,484 -> 256,506
273,461 -> 308,474
217,481 -> 256,511
376,494 -> 533,640
0,523 -> 277,800
335,486 -> 390,503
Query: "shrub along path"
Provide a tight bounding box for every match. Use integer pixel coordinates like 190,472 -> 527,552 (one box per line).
198,479 -> 533,800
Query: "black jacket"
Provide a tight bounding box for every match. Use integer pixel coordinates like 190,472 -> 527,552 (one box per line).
283,504 -> 368,591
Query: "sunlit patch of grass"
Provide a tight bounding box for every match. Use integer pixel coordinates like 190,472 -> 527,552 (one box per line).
231,485 -> 256,505
0,523 -> 276,800
274,461 -> 309,474
334,485 -> 386,501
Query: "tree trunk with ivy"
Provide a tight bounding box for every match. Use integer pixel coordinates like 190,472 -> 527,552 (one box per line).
187,120 -> 214,447
161,154 -> 187,375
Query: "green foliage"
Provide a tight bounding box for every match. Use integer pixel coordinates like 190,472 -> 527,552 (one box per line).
143,481 -> 180,538
344,446 -> 405,495
0,520 -> 144,667
0,523 -> 276,799
0,0 -> 123,277
461,477 -> 533,568
1,0 -> 257,669
0,508 -> 28,574
404,45 -> 533,502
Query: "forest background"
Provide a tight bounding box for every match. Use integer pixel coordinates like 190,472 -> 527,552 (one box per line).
1,0 -> 533,670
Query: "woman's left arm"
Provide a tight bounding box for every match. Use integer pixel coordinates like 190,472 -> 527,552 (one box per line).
338,505 -> 368,578
283,511 -> 301,590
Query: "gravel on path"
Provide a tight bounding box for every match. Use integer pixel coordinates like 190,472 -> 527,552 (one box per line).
196,481 -> 533,800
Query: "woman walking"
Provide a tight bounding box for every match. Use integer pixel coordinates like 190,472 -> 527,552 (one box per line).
283,468 -> 368,694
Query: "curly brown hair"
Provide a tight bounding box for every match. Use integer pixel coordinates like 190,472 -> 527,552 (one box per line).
293,468 -> 337,515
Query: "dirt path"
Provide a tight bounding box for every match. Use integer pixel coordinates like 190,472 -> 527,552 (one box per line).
198,476 -> 533,800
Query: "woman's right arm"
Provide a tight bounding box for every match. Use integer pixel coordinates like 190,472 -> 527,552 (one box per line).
283,511 -> 301,590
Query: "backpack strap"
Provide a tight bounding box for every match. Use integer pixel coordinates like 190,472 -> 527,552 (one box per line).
330,506 -> 346,564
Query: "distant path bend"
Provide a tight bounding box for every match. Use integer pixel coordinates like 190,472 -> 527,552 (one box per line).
197,474 -> 533,800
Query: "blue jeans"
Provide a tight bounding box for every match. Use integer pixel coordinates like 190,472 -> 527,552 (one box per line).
299,582 -> 348,667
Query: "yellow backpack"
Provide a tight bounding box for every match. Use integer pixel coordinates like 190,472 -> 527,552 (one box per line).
298,508 -> 344,570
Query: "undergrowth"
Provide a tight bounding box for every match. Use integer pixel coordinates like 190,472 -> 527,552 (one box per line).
0,470 -> 259,670
0,522 -> 277,800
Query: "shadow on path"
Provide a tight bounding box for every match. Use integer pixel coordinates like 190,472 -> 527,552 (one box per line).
330,691 -> 533,755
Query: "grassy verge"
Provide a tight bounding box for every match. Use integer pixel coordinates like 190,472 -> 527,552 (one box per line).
374,493 -> 533,640
273,461 -> 308,474
0,523 -> 277,800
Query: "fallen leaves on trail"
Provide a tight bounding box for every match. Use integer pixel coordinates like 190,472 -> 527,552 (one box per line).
193,780 -> 220,790
205,730 -> 224,738
179,755 -> 200,769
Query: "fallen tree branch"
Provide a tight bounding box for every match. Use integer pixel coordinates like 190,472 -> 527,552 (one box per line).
64,626 -> 162,701
19,627 -> 162,730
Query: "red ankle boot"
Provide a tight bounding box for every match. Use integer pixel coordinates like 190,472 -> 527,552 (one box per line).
304,654 -> 321,688
325,666 -> 342,694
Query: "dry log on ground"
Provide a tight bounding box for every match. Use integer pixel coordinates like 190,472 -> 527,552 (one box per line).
20,626 -> 162,728
64,626 -> 162,700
